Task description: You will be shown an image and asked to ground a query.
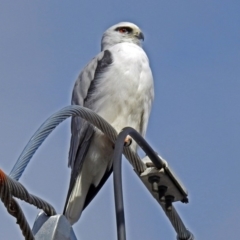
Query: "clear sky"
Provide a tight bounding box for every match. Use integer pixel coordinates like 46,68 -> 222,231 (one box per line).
0,1 -> 240,239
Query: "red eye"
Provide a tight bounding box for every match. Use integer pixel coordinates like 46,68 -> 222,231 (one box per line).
118,28 -> 128,33
115,27 -> 133,34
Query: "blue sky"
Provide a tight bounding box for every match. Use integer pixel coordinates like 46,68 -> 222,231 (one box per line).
0,1 -> 240,239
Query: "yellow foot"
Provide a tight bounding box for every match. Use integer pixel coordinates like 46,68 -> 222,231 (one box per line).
112,136 -> 132,149
124,135 -> 132,147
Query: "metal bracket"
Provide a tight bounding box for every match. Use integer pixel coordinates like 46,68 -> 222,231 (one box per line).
32,211 -> 77,240
140,155 -> 188,207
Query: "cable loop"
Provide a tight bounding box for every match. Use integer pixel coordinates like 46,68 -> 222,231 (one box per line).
10,106 -> 146,182
0,106 -> 193,239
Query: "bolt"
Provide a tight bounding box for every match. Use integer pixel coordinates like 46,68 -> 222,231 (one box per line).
165,195 -> 174,211
158,185 -> 168,201
148,176 -> 160,192
181,197 -> 189,204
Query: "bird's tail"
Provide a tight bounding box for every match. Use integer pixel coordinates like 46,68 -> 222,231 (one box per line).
64,173 -> 89,225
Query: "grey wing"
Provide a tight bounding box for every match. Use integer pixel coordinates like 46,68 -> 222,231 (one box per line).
68,55 -> 101,170
63,50 -> 113,213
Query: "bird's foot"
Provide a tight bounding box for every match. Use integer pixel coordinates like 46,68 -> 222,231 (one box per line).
124,135 -> 132,147
111,136 -> 132,149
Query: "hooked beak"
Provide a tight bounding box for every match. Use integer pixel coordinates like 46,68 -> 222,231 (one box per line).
136,32 -> 144,41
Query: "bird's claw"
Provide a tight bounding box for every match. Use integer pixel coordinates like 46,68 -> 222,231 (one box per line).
112,136 -> 132,149
124,136 -> 132,147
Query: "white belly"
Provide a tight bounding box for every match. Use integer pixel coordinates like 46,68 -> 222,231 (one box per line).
91,42 -> 154,135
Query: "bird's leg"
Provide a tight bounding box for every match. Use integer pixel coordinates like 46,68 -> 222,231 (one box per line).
112,135 -> 132,149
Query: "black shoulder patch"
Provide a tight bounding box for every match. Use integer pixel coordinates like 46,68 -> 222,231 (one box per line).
95,50 -> 113,75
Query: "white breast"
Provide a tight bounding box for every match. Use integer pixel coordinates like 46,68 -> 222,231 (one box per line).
92,42 -> 154,135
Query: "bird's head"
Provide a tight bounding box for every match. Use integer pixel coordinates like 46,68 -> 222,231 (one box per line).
101,22 -> 144,51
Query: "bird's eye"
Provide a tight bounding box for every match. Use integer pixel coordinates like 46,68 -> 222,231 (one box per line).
119,28 -> 128,33
116,27 -> 132,34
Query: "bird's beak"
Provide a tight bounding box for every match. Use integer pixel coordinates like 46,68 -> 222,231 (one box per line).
136,32 -> 144,41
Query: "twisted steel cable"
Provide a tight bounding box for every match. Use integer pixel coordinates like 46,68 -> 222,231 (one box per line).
9,105 -> 146,181
3,106 -> 145,239
0,169 -> 34,240
3,106 -> 194,239
160,202 -> 193,240
5,171 -> 56,216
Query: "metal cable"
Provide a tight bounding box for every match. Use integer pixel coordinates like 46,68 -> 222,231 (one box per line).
112,127 -> 194,240
9,106 -> 145,181
3,106 -> 193,239
112,130 -> 128,240
5,170 -> 56,216
0,169 -> 34,240
160,202 -> 193,240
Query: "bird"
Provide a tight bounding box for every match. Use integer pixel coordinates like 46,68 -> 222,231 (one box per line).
63,22 -> 154,225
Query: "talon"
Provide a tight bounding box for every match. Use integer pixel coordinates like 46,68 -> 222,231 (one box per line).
124,136 -> 132,147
